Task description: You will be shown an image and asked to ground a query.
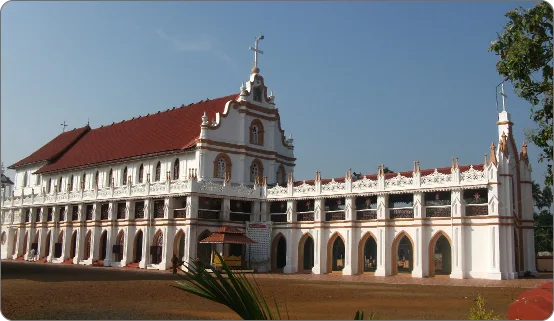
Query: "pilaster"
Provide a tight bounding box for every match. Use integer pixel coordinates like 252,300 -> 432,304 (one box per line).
312,199 -> 326,274
450,190 -> 466,279
283,228 -> 297,273
375,194 -> 390,276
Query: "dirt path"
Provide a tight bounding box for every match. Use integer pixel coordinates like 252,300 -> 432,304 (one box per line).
1,261 -> 549,320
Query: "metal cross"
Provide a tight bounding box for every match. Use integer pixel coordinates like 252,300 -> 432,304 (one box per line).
61,121 -> 68,132
249,35 -> 264,69
500,83 -> 507,112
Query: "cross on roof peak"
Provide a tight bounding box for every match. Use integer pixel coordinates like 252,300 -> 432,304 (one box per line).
249,35 -> 264,74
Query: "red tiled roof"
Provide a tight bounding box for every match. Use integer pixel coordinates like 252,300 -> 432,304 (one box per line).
214,226 -> 245,234
35,94 -> 237,174
8,126 -> 90,169
199,230 -> 256,244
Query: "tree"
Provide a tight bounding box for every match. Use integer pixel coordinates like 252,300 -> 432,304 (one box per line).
532,181 -> 553,252
489,2 -> 553,187
383,167 -> 394,174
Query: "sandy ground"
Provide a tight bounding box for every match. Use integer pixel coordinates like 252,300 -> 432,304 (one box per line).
1,261 -> 550,320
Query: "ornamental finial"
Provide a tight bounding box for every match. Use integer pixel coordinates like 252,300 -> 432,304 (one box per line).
489,142 -> 498,166
520,141 -> 529,164
484,154 -> 488,167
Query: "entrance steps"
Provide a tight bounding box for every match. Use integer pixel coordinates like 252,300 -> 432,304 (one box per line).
91,260 -> 104,267
124,262 -> 140,269
36,258 -> 48,263
15,256 -> 25,261
61,258 -> 74,264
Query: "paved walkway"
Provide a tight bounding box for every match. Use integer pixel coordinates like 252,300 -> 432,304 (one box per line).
3,259 -> 550,289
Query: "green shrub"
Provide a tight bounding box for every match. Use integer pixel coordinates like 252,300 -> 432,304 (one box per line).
469,294 -> 499,320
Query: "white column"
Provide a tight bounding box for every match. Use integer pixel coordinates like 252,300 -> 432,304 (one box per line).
487,225 -> 502,280
90,204 -> 101,262
523,228 -> 537,274
183,224 -> 197,271
161,226 -> 174,270
375,195 -> 390,276
283,227 -> 297,273
74,204 -> 85,263
412,193 -> 424,278
342,196 -> 357,275
140,200 -> 151,268
312,199 -> 326,274
450,190 -> 465,279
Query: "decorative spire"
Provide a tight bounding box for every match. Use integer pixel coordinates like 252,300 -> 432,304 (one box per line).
417,160 -> 420,172
452,157 -> 455,170
520,141 -> 529,164
249,35 -> 264,74
240,82 -> 248,96
489,142 -> 498,166
484,154 -> 488,167
287,172 -> 293,185
201,112 -> 209,126
455,158 -> 459,169
263,176 -> 267,186
413,161 -> 417,173
500,83 -> 507,112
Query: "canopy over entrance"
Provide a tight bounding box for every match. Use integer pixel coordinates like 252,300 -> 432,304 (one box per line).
199,226 -> 256,245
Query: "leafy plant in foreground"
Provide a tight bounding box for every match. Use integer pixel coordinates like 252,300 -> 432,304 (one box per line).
469,294 -> 499,320
171,252 -> 376,320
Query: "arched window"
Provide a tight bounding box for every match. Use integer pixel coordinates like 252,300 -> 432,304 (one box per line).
138,164 -> 144,183
108,169 -> 113,187
47,178 -> 52,193
173,159 -> 180,180
23,172 -> 28,187
58,177 -> 62,192
213,153 -> 232,179
249,119 -> 264,146
250,159 -> 264,183
95,171 -> 99,188
122,166 -> 128,185
70,175 -> 74,191
155,162 -> 161,181
276,165 -> 286,185
253,86 -> 262,102
81,173 -> 86,190
35,175 -> 41,186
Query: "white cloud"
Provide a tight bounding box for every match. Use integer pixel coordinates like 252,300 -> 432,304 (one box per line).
156,29 -> 237,70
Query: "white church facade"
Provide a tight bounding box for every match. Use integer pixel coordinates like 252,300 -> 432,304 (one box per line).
1,38 -> 536,280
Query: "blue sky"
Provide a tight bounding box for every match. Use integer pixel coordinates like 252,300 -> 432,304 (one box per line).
1,1 -> 547,184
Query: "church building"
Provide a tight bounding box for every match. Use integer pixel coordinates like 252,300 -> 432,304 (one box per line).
0,37 -> 536,280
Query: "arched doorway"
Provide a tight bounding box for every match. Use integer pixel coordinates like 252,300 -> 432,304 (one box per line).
358,232 -> 377,273
151,230 -> 163,264
99,230 -> 108,260
114,230 -> 124,262
197,230 -> 213,264
297,233 -> 314,272
327,233 -> 345,273
32,231 -> 39,255
70,231 -> 77,259
428,231 -> 452,277
83,230 -> 92,260
23,232 -> 28,257
173,230 -> 185,262
55,231 -> 64,258
133,230 -> 143,263
391,232 -> 414,275
271,233 -> 287,271
44,231 -> 51,258
12,230 -> 18,256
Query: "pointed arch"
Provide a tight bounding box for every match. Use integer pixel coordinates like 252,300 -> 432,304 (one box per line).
47,178 -> 52,193
108,169 -> 113,187
428,230 -> 452,277
138,164 -> 144,183
81,173 -> 87,190
23,171 -> 28,187
95,170 -> 99,188
271,232 -> 287,271
44,230 -> 51,257
213,153 -> 232,179
114,229 -> 125,262
197,229 -> 213,264
276,164 -> 286,185
173,159 -> 180,180
391,231 -> 415,276
70,231 -> 77,259
70,175 -> 74,191
99,230 -> 108,260
155,161 -> 161,182
58,177 -> 63,192
122,166 -> 128,185
23,232 -> 28,256
249,119 -> 265,146
173,229 -> 185,261
250,159 -> 264,183
297,232 -> 315,273
326,232 -> 346,273
133,229 -> 144,263
84,230 -> 92,260
358,231 -> 378,274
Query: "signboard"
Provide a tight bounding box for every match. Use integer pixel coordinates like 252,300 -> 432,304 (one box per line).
245,221 -> 272,263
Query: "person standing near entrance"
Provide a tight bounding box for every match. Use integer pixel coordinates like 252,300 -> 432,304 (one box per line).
29,248 -> 36,262
171,254 -> 179,274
